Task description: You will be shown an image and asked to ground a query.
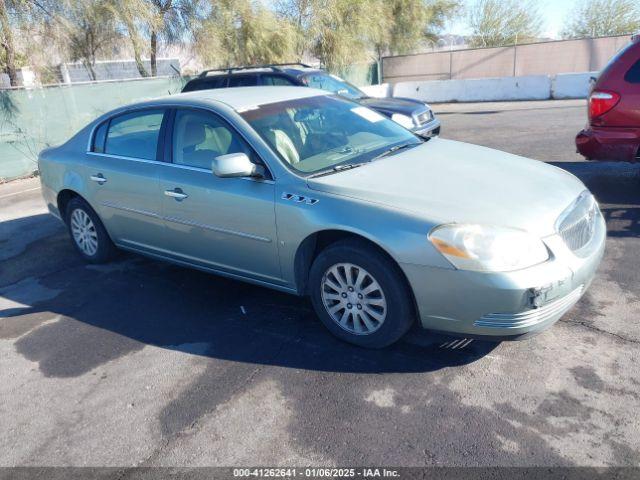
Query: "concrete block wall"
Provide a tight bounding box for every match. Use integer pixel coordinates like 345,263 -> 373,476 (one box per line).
552,72 -> 597,99
364,71 -> 596,103
393,75 -> 552,103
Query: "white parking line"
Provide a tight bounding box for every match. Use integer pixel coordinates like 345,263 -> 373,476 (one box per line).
0,186 -> 41,200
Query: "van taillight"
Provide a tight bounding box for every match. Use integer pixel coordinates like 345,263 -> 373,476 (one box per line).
589,90 -> 620,120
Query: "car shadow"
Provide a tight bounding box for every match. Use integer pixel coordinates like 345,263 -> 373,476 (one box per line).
0,220 -> 498,377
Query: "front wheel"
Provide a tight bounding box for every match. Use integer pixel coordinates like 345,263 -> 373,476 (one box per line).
309,239 -> 415,348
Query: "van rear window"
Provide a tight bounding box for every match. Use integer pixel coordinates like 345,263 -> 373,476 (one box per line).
625,59 -> 640,83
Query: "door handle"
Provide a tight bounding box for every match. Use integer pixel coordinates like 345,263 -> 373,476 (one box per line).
164,188 -> 188,200
90,174 -> 107,184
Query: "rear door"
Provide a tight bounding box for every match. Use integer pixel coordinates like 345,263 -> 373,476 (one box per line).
158,107 -> 282,283
86,108 -> 167,252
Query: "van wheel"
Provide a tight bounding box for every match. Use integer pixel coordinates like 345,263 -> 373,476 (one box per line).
309,239 -> 415,348
65,197 -> 116,263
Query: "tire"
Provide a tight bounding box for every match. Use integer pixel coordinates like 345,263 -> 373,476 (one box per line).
309,238 -> 415,348
65,197 -> 116,263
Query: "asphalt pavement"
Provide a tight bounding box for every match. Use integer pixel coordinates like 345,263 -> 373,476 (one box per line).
1,100 -> 639,468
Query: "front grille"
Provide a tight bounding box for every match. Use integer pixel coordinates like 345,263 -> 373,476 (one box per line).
557,191 -> 599,252
415,110 -> 433,125
474,285 -> 584,329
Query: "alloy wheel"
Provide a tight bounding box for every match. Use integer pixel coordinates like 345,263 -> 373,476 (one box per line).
320,263 -> 387,335
70,208 -> 99,256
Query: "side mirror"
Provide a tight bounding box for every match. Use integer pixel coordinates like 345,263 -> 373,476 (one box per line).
212,153 -> 264,178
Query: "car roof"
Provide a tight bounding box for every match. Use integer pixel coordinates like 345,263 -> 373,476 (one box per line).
109,86 -> 331,118
193,66 -> 323,79
176,86 -> 329,110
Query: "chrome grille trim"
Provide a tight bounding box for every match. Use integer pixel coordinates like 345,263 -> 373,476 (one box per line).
474,285 -> 584,329
557,191 -> 599,252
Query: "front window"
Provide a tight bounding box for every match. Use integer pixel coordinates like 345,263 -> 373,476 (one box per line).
240,95 -> 421,174
301,73 -> 365,100
172,109 -> 258,170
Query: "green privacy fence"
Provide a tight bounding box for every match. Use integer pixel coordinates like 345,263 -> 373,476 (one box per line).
0,76 -> 186,181
0,63 -> 377,181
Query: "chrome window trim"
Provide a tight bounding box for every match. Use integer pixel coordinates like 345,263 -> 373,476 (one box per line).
86,151 -> 275,184
86,103 -> 278,181
86,106 -> 166,157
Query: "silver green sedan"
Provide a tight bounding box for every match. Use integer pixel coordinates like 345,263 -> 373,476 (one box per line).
38,87 -> 605,348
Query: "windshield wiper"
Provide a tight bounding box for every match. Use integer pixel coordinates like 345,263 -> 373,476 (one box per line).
308,162 -> 368,178
372,142 -> 421,161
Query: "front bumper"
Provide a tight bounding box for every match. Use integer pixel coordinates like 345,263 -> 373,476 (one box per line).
413,117 -> 441,137
401,213 -> 606,339
576,126 -> 640,162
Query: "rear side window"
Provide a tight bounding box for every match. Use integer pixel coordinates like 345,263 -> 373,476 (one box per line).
625,58 -> 640,83
92,121 -> 108,153
262,74 -> 297,86
183,76 -> 227,92
104,110 -> 164,160
228,75 -> 259,87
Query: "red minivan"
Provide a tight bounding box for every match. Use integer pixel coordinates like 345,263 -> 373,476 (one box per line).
576,35 -> 640,161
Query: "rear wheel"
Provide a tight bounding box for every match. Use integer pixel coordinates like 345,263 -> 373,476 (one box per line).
309,239 -> 415,348
65,197 -> 116,263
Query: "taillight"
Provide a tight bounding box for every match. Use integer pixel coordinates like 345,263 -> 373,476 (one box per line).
589,90 -> 620,120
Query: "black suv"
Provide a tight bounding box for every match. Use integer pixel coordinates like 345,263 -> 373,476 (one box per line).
182,63 -> 440,137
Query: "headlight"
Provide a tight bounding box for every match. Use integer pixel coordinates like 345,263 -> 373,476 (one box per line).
429,224 -> 549,272
391,113 -> 415,129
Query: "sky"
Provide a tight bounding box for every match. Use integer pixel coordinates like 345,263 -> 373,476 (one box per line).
447,0 -> 577,39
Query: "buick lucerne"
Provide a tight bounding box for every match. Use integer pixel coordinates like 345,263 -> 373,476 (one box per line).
38,87 -> 606,348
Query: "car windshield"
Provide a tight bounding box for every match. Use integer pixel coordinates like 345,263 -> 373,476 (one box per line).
240,95 -> 421,175
301,73 -> 366,100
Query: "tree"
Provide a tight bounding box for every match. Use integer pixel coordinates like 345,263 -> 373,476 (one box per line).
31,0 -> 120,81
66,0 -> 119,80
147,0 -> 200,76
372,0 -> 461,59
0,0 -> 20,86
562,0 -> 640,39
107,0 -> 154,77
273,0 -> 316,59
467,0 -> 543,48
196,0 -> 297,68
311,0 -> 374,71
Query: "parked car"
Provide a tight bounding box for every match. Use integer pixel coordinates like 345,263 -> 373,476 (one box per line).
182,63 -> 441,138
576,34 -> 640,161
39,87 -> 605,348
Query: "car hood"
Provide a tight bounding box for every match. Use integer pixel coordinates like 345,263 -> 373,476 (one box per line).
307,138 -> 586,237
359,96 -> 428,116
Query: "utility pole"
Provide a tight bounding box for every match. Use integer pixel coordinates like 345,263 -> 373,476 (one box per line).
513,33 -> 518,77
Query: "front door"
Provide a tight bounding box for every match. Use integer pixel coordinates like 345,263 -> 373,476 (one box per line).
85,108 -> 166,252
158,108 -> 282,284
